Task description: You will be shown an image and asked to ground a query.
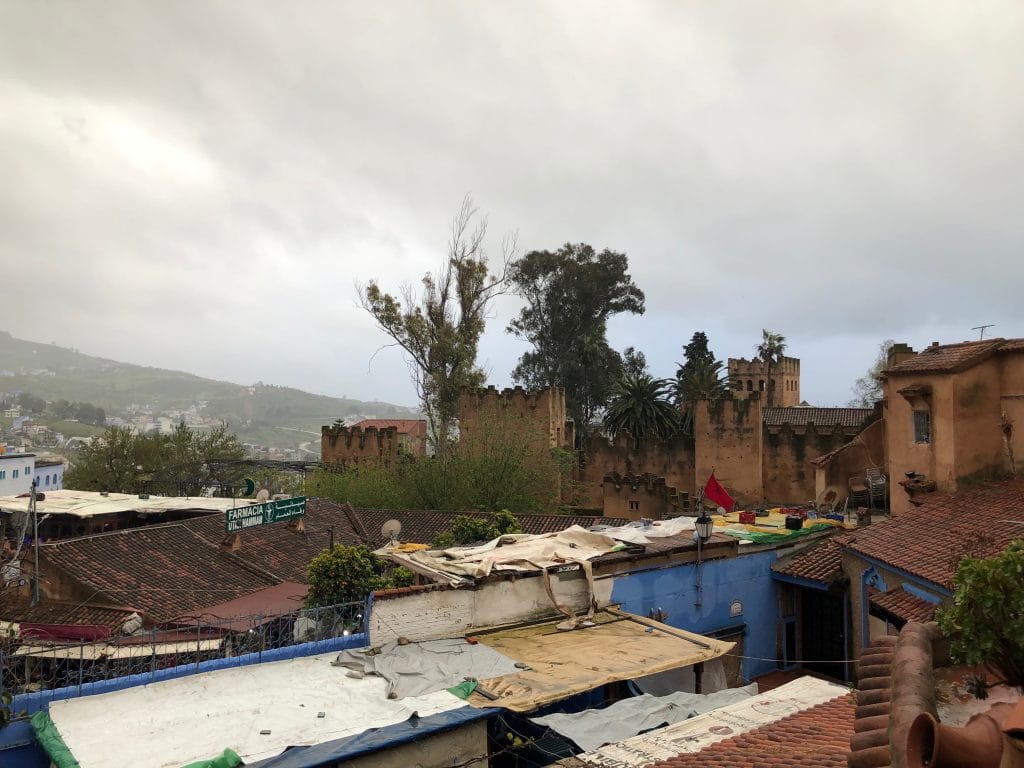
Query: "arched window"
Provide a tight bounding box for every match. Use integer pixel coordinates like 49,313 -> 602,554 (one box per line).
759,380 -> 765,392
45,475 -> 50,486
746,380 -> 753,392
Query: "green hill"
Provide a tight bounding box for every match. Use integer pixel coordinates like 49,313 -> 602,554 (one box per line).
0,331 -> 419,451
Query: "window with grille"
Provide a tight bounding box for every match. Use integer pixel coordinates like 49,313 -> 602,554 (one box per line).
913,410 -> 931,444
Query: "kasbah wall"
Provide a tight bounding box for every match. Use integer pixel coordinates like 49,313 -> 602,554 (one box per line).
321,425 -> 399,468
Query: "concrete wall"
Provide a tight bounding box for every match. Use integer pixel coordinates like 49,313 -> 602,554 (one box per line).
343,720 -> 488,768
0,453 -> 34,496
694,396 -> 763,506
608,549 -> 782,682
368,571 -> 614,645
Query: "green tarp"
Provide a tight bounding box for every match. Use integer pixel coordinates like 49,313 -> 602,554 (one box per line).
715,521 -> 836,544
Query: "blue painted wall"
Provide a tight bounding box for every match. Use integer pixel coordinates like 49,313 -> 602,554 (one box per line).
609,549 -> 781,682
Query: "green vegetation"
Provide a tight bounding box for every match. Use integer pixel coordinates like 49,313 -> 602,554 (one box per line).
602,374 -> 679,443
359,199 -> 512,457
507,243 -> 645,442
675,332 -> 729,436
306,544 -> 414,606
64,423 -> 248,495
937,539 -> 1024,689
756,329 -> 787,407
849,339 -> 894,407
432,510 -> 522,548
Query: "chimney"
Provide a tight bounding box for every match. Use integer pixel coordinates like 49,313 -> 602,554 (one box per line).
220,533 -> 241,552
887,343 -> 917,369
287,518 -> 305,533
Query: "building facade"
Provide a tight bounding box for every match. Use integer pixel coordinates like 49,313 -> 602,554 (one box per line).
0,452 -> 34,496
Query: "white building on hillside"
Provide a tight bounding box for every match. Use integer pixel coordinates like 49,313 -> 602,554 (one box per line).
0,452 -> 35,495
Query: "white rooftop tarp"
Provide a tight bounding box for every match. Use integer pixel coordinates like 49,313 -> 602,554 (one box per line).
573,676 -> 850,767
531,684 -> 757,751
45,650 -> 466,768
0,489 -> 242,518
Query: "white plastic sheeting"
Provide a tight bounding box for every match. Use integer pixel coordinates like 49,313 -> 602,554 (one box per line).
45,650 -> 465,768
332,638 -> 520,699
531,684 -> 758,751
574,676 -> 850,767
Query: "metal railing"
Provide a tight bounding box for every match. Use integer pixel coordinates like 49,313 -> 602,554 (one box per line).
0,600 -> 365,711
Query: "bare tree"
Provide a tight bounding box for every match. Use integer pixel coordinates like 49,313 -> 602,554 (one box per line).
359,198 -> 516,457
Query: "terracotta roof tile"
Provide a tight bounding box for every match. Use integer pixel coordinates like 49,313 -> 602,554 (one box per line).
352,507 -> 632,547
868,587 -> 937,624
885,338 -> 1012,375
1,594 -> 137,630
183,498 -> 367,582
764,407 -> 874,429
773,536 -> 849,583
648,693 -> 855,768
40,525 -> 278,623
842,476 -> 1024,589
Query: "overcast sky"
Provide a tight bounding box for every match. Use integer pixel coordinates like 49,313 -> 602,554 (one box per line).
2,2 -> 1022,408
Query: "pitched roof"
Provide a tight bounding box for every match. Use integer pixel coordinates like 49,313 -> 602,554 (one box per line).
1,593 -> 137,630
868,587 -> 937,624
842,476 -> 1024,589
646,693 -> 855,768
884,338 -> 1014,375
183,498 -> 367,583
772,536 -> 847,584
763,407 -> 874,429
39,524 -> 279,623
351,507 -> 632,547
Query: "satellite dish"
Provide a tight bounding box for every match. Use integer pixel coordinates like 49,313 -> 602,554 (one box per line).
381,519 -> 402,543
255,489 -> 271,503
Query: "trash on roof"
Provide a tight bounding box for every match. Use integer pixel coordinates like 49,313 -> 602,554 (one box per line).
461,609 -> 734,713
531,684 -> 757,751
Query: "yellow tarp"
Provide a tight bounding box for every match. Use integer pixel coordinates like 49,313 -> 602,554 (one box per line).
717,509 -> 847,535
466,610 -> 734,712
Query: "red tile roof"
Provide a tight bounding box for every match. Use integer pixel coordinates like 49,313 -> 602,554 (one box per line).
1,593 -> 138,630
351,507 -> 632,547
183,498 -> 367,583
39,525 -> 279,623
647,693 -> 855,768
868,587 -> 937,624
885,338 -> 1013,375
773,536 -> 849,584
842,476 -> 1024,589
763,407 -> 874,430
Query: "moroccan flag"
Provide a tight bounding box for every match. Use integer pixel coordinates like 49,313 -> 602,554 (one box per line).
703,472 -> 735,512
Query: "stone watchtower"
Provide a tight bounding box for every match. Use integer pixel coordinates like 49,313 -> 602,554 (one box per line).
728,355 -> 801,407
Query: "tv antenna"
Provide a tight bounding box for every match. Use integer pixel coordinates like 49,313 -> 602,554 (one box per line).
972,324 -> 995,340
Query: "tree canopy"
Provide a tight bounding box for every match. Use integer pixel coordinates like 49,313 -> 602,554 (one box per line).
360,198 -> 514,457
937,539 -> 1024,689
602,373 -> 679,444
756,329 -> 787,407
64,422 -> 248,495
306,544 -> 413,607
507,243 -> 645,441
849,339 -> 894,407
674,334 -> 729,436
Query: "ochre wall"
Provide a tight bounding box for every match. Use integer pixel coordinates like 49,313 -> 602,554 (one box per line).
458,386 -> 569,452
578,432 -> 695,513
321,426 -> 398,468
998,353 -> 1024,471
814,418 -> 887,503
694,395 -> 763,506
763,425 -> 854,505
951,360 -> 1006,480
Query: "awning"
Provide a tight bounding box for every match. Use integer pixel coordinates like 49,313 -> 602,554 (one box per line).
464,609 -> 734,712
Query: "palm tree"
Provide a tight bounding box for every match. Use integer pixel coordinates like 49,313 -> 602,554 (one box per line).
602,373 -> 679,445
756,329 -> 787,407
675,358 -> 729,436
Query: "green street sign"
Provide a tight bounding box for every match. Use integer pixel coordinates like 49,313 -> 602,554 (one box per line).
225,496 -> 307,532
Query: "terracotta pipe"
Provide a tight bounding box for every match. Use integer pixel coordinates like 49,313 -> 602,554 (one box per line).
905,703 -> 1017,768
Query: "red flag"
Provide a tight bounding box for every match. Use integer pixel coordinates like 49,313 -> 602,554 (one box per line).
703,472 -> 735,512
